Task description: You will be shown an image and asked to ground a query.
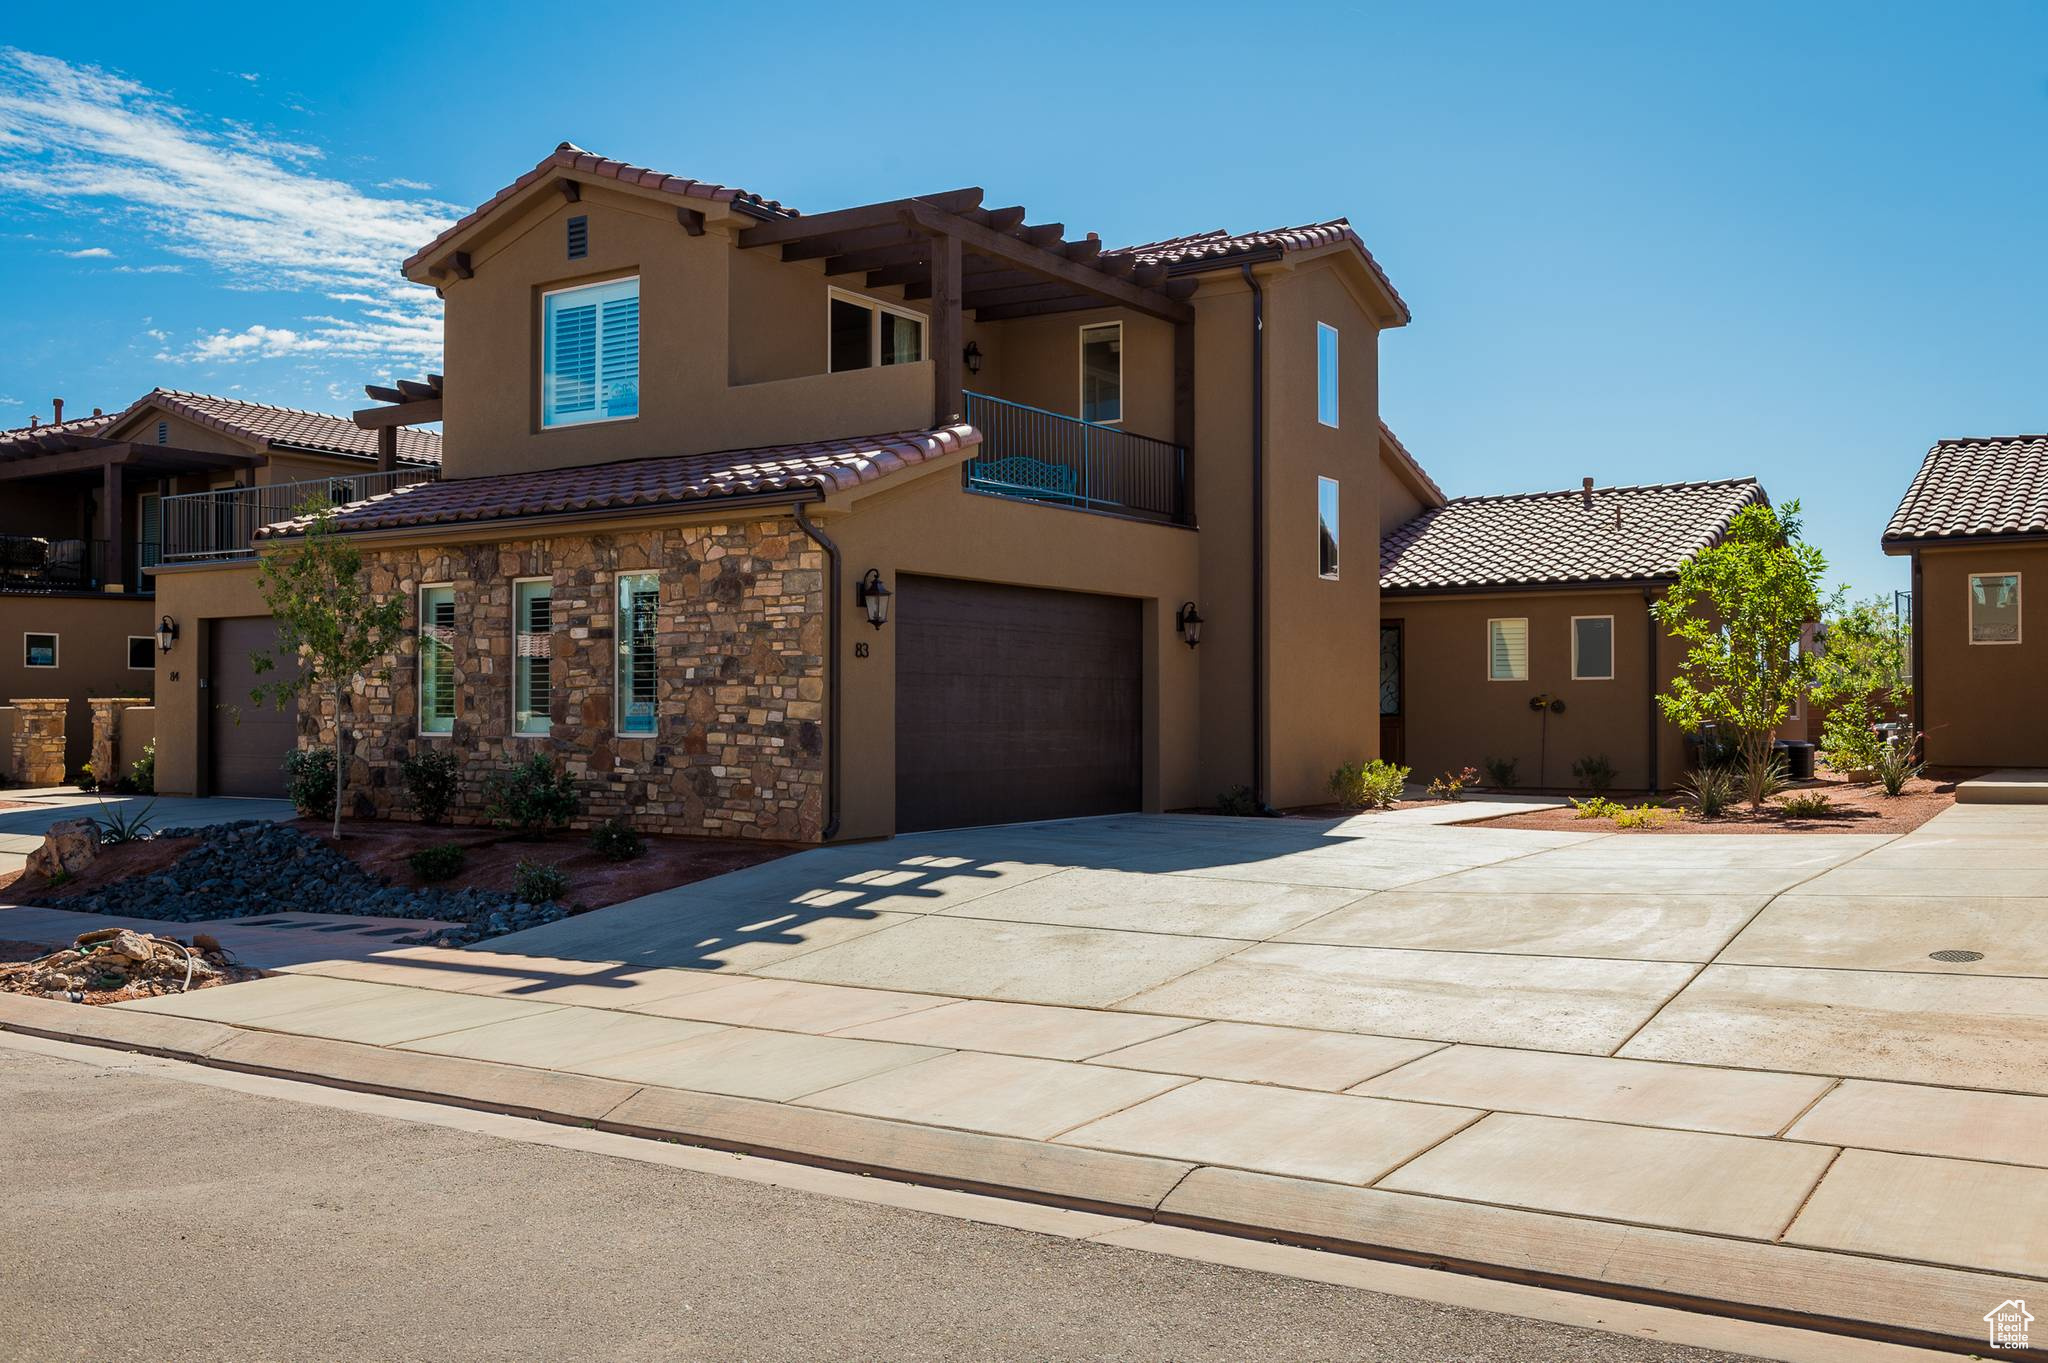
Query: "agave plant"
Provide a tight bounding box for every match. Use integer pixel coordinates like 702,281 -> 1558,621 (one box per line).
93,795 -> 157,846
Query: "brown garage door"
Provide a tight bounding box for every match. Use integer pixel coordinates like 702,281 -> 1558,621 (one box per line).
895,576 -> 1141,833
208,616 -> 299,799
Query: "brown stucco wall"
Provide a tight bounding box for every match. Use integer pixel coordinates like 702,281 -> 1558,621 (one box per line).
149,561 -> 274,796
0,593 -> 155,777
1390,587 -> 1685,792
1915,542 -> 2048,767
1378,440 -> 1430,535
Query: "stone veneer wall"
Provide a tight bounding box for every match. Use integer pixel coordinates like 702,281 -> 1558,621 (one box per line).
90,697 -> 152,788
307,518 -> 827,841
9,698 -> 69,787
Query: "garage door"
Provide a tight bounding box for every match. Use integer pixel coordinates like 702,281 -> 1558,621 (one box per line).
208,617 -> 299,799
895,576 -> 1141,833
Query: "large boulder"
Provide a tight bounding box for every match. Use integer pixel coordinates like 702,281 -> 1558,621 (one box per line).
26,818 -> 99,881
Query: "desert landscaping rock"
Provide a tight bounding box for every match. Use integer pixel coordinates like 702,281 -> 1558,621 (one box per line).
26,818 -> 100,881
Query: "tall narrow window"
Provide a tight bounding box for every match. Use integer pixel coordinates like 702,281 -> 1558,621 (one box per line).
617,571 -> 659,735
1317,476 -> 1340,579
1080,322 -> 1122,423
514,579 -> 553,735
1572,615 -> 1615,680
1316,322 -> 1339,428
543,276 -> 639,427
827,290 -> 925,372
1970,573 -> 2021,644
419,585 -> 455,734
1488,618 -> 1528,681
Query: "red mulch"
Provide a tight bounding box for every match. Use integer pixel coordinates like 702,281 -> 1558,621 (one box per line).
1472,770 -> 1962,835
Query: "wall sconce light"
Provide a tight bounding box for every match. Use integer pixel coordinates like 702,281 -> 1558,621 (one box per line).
962,341 -> 983,377
1175,601 -> 1204,649
156,614 -> 180,654
856,569 -> 893,630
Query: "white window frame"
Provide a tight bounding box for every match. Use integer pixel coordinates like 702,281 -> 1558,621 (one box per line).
1968,571 -> 2023,646
826,287 -> 927,373
512,576 -> 553,737
1487,617 -> 1528,682
23,632 -> 57,668
1570,615 -> 1615,681
1317,475 -> 1340,580
127,636 -> 155,671
1316,322 -> 1340,428
616,570 -> 661,736
418,583 -> 455,737
540,275 -> 640,431
1077,320 -> 1123,425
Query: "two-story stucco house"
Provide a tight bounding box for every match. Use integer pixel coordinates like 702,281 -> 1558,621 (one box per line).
151,143 -> 1411,837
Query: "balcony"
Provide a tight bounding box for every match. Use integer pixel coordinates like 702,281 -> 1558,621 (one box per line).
961,392 -> 1190,526
0,535 -> 116,594
162,468 -> 436,563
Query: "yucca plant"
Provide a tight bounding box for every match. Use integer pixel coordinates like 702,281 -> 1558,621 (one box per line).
93,795 -> 157,845
1738,749 -> 1788,812
1677,765 -> 1741,819
1873,734 -> 1925,797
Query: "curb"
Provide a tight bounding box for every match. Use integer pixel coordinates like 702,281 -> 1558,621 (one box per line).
3,994 -> 2036,1361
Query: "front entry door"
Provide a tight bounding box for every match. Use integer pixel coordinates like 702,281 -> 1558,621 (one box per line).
1379,620 -> 1404,764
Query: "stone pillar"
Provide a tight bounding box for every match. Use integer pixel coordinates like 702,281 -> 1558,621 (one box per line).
9,699 -> 69,787
89,697 -> 151,788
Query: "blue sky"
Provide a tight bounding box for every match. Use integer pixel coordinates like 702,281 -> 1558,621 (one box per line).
2,2 -> 2042,600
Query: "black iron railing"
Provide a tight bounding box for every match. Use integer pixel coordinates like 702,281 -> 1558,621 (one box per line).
162,467 -> 436,562
962,392 -> 1189,525
0,536 -> 109,593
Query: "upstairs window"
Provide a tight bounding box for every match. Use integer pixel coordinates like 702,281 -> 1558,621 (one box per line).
1572,615 -> 1615,680
1488,618 -> 1528,681
514,578 -> 552,735
1080,322 -> 1122,423
1316,323 -> 1339,428
828,289 -> 924,373
1970,573 -> 2021,644
543,276 -> 639,428
1317,476 -> 1340,579
419,585 -> 455,734
617,571 -> 659,735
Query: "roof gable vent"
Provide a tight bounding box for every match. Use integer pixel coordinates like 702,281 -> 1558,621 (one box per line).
567,215 -> 589,260
156,420 -> 169,445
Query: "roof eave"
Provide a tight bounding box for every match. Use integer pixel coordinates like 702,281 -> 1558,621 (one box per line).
1883,530 -> 2048,554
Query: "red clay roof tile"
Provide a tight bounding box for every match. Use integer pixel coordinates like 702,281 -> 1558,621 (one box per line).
1884,436 -> 2048,543
1108,220 -> 1411,323
107,390 -> 441,465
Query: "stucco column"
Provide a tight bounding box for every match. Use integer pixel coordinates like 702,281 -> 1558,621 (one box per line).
89,696 -> 152,788
9,698 -> 69,787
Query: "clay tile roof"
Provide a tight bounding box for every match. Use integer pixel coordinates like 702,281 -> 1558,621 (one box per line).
1107,220 -> 1411,323
113,390 -> 441,465
255,424 -> 980,540
1380,477 -> 1768,592
1883,436 -> 2048,544
403,142 -> 795,274
0,410 -> 118,445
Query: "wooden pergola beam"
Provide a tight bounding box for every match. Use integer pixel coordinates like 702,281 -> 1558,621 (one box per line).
824,241 -> 930,277
736,188 -> 984,250
903,203 -> 1191,324
962,280 -> 1078,310
863,261 -> 928,290
970,295 -> 1134,324
779,223 -> 910,263
352,399 -> 443,430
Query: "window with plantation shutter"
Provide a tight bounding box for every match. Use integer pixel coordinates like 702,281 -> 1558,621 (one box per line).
617,571 -> 659,735
420,585 -> 456,733
543,277 -> 639,428
1487,617 -> 1528,681
514,579 -> 552,735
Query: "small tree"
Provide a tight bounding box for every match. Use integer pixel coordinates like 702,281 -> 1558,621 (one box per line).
1810,591 -> 1913,776
250,501 -> 406,839
1655,500 -> 1825,808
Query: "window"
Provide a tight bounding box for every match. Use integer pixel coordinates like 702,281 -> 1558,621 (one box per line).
1571,616 -> 1615,680
1079,322 -> 1122,423
1316,323 -> 1339,428
419,585 -> 455,735
24,633 -> 56,668
128,637 -> 154,671
1487,618 -> 1528,681
617,571 -> 659,735
827,289 -> 925,373
1317,476 -> 1340,579
1970,573 -> 2021,644
542,276 -> 639,428
513,578 -> 553,736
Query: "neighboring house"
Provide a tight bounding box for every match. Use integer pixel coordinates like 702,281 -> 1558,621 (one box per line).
154,142 -> 1412,835
0,390 -> 438,780
1883,435 -> 2048,767
1379,473 -> 1770,792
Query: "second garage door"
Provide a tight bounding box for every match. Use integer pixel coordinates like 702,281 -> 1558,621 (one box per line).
894,576 -> 1141,833
208,616 -> 299,799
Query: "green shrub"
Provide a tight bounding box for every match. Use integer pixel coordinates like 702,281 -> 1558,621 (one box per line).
514,858 -> 569,904
485,754 -> 578,836
1818,698 -> 1885,777
1570,796 -> 1623,820
1571,754 -> 1617,795
1215,785 -> 1260,817
284,747 -> 337,822
400,747 -> 461,825
1482,755 -> 1519,789
94,795 -> 155,845
1739,749 -> 1788,811
1874,733 -> 1925,797
1614,802 -> 1676,829
1677,764 -> 1741,819
127,740 -> 156,796
1779,791 -> 1834,818
1329,759 -> 1409,811
408,843 -> 467,882
589,817 -> 646,862
75,764 -> 96,792
1427,766 -> 1479,801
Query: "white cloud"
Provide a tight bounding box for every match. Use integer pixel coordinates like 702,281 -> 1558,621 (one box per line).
63,245 -> 111,257
377,176 -> 433,191
0,48 -> 451,372
113,263 -> 183,274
